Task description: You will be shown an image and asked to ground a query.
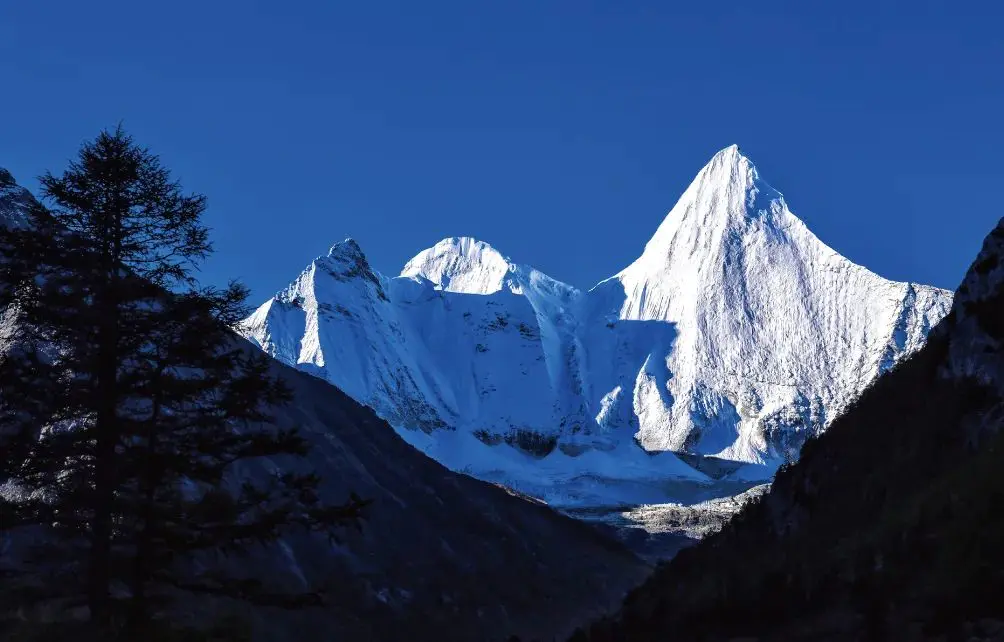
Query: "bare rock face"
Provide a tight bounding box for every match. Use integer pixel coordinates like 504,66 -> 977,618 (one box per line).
938,218 -> 1004,386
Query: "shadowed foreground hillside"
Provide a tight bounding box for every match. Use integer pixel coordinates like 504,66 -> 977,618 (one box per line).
3,342 -> 649,642
229,353 -> 650,642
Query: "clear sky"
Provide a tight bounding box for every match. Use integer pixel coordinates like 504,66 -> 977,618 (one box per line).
1,1 -> 1001,300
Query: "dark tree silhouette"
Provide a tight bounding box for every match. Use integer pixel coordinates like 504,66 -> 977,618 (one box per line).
0,128 -> 367,639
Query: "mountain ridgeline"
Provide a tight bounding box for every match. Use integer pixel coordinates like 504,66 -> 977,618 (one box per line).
2,138 -> 989,642
0,162 -> 646,642
243,145 -> 951,510
574,218 -> 1004,640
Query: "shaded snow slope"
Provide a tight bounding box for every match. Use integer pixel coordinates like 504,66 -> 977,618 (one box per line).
242,146 -> 951,508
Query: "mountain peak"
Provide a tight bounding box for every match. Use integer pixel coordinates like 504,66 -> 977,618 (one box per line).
624,145 -> 785,273
696,144 -> 748,177
0,167 -> 35,229
0,168 -> 16,189
318,237 -> 384,288
328,237 -> 365,259
699,143 -> 757,187
242,145 -> 952,510
712,143 -> 741,160
401,236 -> 513,294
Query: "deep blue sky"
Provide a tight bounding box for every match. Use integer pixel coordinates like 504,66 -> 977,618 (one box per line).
1,2 -> 1001,300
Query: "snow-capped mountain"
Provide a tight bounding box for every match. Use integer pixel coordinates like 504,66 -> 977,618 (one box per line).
583,146 -> 950,465
577,215 -> 1004,642
0,169 -> 36,351
242,146 -> 952,504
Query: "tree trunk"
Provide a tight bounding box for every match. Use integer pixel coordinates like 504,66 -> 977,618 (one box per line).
89,322 -> 117,627
126,374 -> 164,637
88,195 -> 123,628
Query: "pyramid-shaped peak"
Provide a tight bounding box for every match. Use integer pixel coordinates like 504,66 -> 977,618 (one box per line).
676,144 -> 784,214
401,236 -> 513,294
698,144 -> 758,183
321,237 -> 380,283
621,145 -> 790,274
714,143 -> 741,159
0,167 -> 36,230
328,237 -> 366,259
304,237 -> 389,295
700,144 -> 745,168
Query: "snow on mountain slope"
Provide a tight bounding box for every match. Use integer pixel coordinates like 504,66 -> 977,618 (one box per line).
242,146 -> 952,509
582,145 -> 951,469
245,237 -> 569,446
401,236 -> 512,294
244,238 -> 706,508
0,169 -> 35,351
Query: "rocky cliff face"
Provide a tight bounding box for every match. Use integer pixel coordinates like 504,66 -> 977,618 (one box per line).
938,222 -> 1004,387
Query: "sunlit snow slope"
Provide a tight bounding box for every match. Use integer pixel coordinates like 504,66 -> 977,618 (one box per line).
242,146 -> 951,506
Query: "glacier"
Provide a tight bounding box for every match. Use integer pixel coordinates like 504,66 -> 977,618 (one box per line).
242,145 -> 952,512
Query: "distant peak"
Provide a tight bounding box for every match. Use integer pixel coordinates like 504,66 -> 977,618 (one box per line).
406,236 -> 510,267
715,143 -> 741,158
328,237 -> 365,259
401,236 -> 513,294
620,145 -> 790,274
437,236 -> 506,259
0,168 -> 36,230
318,237 -> 383,287
702,144 -> 754,178
685,144 -> 782,206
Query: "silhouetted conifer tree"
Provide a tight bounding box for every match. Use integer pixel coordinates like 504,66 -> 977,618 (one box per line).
0,127 -> 367,639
